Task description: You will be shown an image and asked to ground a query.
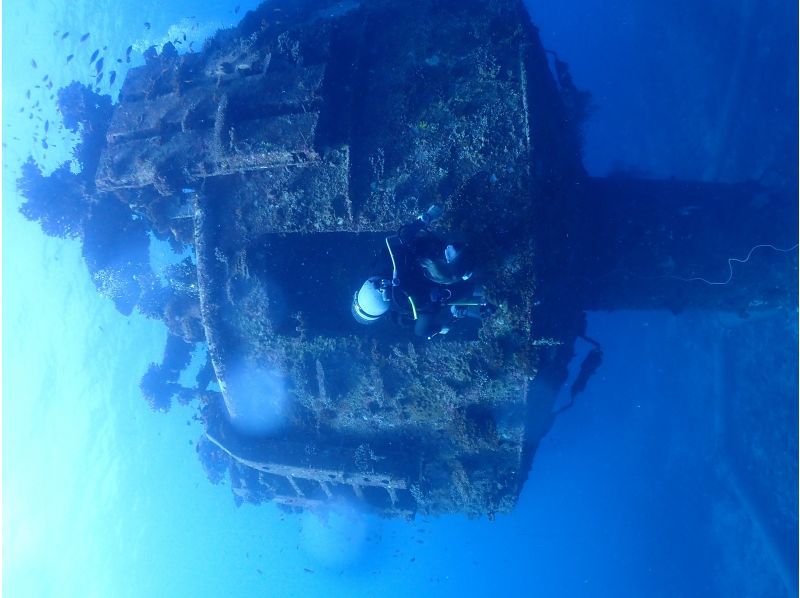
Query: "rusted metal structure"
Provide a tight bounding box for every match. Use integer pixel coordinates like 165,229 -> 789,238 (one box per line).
92,0 -> 565,518
20,0 -> 796,518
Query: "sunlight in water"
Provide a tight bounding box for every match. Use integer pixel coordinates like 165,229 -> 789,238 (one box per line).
299,501 -> 370,567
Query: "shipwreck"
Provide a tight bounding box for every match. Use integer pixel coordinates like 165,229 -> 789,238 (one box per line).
18,0 -> 797,519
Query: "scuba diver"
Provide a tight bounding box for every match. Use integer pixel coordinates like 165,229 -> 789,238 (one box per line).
351,205 -> 496,339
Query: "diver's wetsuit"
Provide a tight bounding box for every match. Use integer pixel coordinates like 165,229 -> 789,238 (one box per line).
387,219 -> 473,338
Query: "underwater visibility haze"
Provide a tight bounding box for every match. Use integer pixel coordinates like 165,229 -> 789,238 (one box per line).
3,0 -> 798,596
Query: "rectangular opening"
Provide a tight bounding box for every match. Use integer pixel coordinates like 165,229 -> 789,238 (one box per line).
248,232 -> 390,336
246,231 -> 481,340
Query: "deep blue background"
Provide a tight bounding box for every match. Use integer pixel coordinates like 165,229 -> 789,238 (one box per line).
3,0 -> 797,596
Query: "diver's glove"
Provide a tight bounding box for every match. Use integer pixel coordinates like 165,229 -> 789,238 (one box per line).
450,305 -> 468,318
427,326 -> 450,341
418,204 -> 443,225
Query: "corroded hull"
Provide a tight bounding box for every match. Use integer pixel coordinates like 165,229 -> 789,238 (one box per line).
94,0 -> 586,517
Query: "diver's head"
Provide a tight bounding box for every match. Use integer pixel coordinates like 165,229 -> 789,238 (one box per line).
421,243 -> 475,284
352,276 -> 391,325
445,243 -> 475,280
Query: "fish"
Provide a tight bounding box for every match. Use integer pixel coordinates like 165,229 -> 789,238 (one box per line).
256,569 -> 263,575
95,57 -> 104,73
303,568 -> 314,574
31,59 -> 38,68
61,32 -> 69,40
18,108 -> 24,113
66,54 -> 74,63
235,5 -> 240,13
25,90 -> 31,99
183,33 -> 187,41
80,32 -> 90,42
144,22 -> 151,30
109,71 -> 117,86
96,72 -> 104,84
116,58 -> 123,63
42,139 -> 48,149
42,74 -> 49,82
44,120 -> 49,133
46,81 -> 53,89
90,49 -> 99,63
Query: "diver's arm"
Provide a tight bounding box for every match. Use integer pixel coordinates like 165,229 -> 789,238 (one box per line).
397,204 -> 443,243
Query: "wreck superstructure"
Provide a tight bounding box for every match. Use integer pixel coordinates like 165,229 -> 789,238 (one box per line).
91,0 -> 569,518
18,0 -> 797,518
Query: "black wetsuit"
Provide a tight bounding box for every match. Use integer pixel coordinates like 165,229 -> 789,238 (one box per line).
388,220 -> 472,338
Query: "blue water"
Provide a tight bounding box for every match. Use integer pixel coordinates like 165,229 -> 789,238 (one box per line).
3,1 -> 797,597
